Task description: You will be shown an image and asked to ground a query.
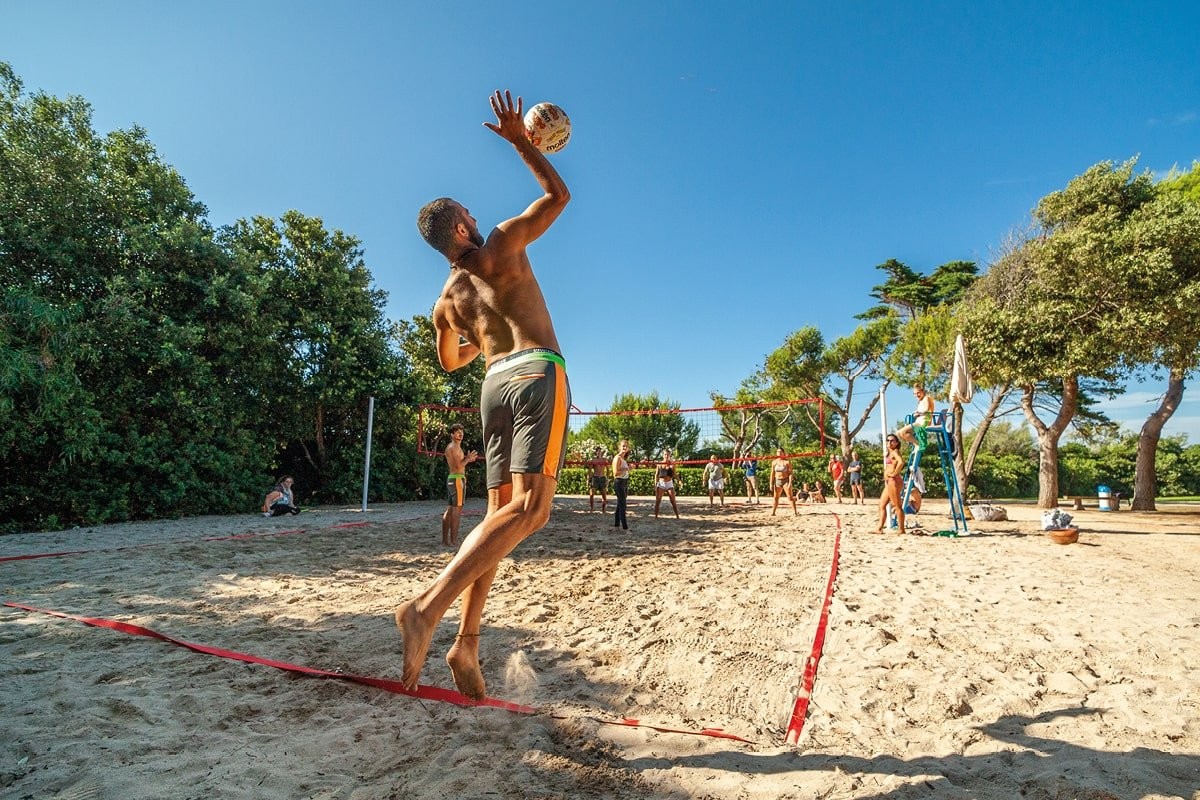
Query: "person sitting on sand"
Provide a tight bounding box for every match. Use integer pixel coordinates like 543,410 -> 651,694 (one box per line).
262,476 -> 300,517
770,448 -> 798,516
654,449 -> 680,519
904,465 -> 925,515
811,479 -> 827,503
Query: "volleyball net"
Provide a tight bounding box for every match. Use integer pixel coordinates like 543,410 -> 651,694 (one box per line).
417,399 -> 825,466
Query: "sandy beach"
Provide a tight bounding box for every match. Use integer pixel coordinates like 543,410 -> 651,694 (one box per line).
2,496 -> 1198,799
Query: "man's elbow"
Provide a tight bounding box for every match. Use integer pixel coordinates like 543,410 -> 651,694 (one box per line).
549,186 -> 570,209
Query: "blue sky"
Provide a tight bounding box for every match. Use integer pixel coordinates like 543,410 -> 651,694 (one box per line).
5,1 -> 1199,443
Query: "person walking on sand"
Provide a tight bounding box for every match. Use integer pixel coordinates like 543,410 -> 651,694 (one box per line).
770,448 -> 798,516
611,439 -> 631,530
587,447 -> 609,513
741,455 -> 760,504
441,424 -> 480,547
703,454 -> 726,507
876,434 -> 906,535
654,449 -> 681,519
396,89 -> 571,701
846,449 -> 865,504
828,453 -> 845,503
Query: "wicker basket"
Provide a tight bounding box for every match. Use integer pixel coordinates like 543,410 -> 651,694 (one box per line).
1047,528 -> 1079,545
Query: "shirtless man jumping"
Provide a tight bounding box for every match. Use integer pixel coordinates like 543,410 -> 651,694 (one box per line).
397,89 -> 571,700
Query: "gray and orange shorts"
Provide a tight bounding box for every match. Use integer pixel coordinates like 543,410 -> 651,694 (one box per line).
480,348 -> 570,490
446,473 -> 465,507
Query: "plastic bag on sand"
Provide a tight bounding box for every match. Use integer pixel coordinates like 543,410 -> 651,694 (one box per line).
1042,509 -> 1073,530
972,504 -> 1008,522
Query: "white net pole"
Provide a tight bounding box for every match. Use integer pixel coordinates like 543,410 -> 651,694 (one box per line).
361,396 -> 375,512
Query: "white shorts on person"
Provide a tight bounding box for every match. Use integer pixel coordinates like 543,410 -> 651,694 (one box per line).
656,479 -> 674,491
708,478 -> 725,491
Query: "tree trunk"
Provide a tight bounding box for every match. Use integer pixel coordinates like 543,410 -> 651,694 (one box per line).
315,401 -> 326,472
1132,371 -> 1185,511
962,384 -> 1012,481
1021,377 -> 1079,509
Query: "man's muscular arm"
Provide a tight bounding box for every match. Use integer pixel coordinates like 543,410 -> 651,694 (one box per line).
433,300 -> 481,371
482,90 -> 570,252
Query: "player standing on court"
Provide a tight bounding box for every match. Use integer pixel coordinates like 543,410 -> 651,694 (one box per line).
397,89 -> 571,700
441,423 -> 479,547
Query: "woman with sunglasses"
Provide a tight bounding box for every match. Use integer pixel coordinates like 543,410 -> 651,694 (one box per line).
876,435 -> 907,534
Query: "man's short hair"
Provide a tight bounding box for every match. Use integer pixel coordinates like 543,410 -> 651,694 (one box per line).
417,198 -> 461,256
449,423 -> 464,435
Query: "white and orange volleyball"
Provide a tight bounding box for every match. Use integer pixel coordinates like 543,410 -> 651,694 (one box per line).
523,102 -> 571,153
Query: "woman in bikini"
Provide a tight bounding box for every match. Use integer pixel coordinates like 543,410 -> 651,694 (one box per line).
654,448 -> 680,519
770,447 -> 798,516
876,434 -> 907,534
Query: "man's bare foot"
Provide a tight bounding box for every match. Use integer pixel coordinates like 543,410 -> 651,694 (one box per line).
446,634 -> 486,700
395,600 -> 435,691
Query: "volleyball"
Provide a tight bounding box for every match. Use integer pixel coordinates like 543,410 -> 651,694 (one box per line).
523,102 -> 571,153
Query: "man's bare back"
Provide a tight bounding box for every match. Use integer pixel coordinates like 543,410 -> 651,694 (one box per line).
435,248 -> 560,369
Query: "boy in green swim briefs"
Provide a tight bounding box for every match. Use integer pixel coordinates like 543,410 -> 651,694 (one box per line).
442,423 -> 479,547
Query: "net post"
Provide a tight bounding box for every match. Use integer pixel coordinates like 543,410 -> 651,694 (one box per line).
361,396 -> 375,513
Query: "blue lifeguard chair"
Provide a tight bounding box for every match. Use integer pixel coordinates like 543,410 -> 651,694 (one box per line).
897,409 -> 969,536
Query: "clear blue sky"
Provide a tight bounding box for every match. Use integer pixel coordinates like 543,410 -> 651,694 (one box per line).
5,1 -> 1199,442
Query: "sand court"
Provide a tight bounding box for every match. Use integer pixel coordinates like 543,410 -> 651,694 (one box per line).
2,498 -> 1198,798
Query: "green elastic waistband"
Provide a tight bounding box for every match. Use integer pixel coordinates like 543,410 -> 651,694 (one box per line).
447,473 -> 465,480
486,348 -> 565,376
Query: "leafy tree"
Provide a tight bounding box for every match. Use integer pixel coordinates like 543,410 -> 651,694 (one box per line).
1,63 -> 271,527
221,211 -> 401,497
571,392 -> 700,463
1122,165 -> 1200,509
963,160 -> 1157,507
757,317 -> 898,458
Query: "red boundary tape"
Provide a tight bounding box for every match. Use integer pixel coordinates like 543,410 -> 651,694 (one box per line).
2,601 -> 755,744
784,512 -> 841,745
3,506 -> 842,746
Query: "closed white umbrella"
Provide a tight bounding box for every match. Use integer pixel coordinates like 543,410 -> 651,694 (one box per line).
949,334 -> 974,404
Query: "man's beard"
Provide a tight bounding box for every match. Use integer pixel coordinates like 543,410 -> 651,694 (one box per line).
469,228 -> 485,247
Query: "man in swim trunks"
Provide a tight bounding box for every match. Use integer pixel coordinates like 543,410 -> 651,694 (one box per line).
398,89 -> 571,701
587,447 -> 609,513
897,385 -> 936,452
442,424 -> 479,547
846,449 -> 864,504
703,454 -> 726,507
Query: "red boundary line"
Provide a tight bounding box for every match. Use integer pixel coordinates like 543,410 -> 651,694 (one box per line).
784,512 -> 841,745
3,602 -> 755,744
0,521 -> 370,565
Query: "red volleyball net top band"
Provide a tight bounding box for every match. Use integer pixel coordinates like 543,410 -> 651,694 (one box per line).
418,398 -> 825,466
